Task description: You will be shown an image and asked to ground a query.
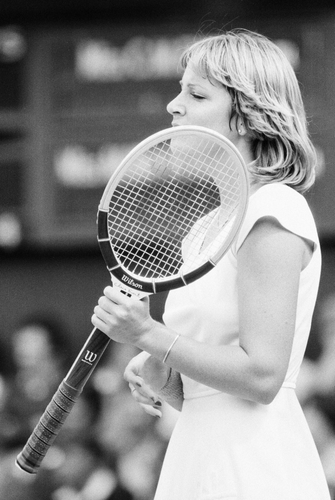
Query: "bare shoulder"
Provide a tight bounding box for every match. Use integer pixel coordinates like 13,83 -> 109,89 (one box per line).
238,215 -> 312,273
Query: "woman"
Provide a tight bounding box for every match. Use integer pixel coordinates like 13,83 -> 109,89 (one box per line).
92,29 -> 331,499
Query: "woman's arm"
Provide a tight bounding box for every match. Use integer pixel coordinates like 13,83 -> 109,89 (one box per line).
92,216 -> 311,404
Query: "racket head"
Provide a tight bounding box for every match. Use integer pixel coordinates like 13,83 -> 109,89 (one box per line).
98,125 -> 249,295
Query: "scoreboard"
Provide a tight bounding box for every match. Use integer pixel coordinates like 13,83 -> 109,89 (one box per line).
0,17 -> 334,248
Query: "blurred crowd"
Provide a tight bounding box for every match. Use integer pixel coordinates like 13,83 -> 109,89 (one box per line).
0,314 -> 178,500
0,292 -> 334,499
296,292 -> 335,499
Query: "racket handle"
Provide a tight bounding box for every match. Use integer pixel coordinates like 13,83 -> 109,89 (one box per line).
15,327 -> 111,474
15,380 -> 81,474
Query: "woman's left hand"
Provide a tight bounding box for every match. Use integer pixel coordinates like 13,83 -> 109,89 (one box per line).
91,286 -> 155,345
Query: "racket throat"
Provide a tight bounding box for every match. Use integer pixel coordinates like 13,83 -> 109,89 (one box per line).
110,275 -> 150,299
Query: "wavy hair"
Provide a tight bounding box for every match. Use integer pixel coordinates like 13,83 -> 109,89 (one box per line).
180,29 -> 317,193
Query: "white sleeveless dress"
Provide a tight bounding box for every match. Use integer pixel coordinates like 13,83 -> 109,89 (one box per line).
154,184 -> 330,500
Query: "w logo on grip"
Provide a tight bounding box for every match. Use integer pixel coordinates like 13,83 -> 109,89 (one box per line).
83,350 -> 98,365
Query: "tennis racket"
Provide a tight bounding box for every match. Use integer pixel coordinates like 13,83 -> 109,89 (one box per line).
16,125 -> 249,474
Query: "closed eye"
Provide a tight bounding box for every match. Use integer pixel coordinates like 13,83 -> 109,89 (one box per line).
179,80 -> 206,101
191,93 -> 205,100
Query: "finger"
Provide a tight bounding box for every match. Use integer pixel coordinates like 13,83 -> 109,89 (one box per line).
123,352 -> 151,382
97,296 -> 117,313
131,380 -> 160,404
129,382 -> 162,409
139,402 -> 162,418
103,285 -> 114,297
104,286 -> 129,303
93,305 -> 109,322
129,384 -> 155,405
124,366 -> 143,384
91,313 -> 108,332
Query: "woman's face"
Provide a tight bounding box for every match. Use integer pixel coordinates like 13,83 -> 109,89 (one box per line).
167,65 -> 239,145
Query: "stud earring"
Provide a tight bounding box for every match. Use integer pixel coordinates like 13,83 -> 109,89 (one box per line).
238,124 -> 245,135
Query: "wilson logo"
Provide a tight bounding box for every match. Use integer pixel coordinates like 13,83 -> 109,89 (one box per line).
121,275 -> 143,289
83,350 -> 98,365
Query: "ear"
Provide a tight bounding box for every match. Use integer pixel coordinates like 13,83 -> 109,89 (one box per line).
237,123 -> 247,136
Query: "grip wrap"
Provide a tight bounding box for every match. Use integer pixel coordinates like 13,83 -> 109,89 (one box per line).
15,380 -> 81,474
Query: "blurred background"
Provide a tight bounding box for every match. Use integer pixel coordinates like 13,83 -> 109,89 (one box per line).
0,0 -> 335,498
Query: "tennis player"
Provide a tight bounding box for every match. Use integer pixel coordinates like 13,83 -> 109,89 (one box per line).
92,29 -> 331,499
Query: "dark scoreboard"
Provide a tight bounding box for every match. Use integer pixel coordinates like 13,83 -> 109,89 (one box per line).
0,17 -> 334,249
23,25 -> 194,248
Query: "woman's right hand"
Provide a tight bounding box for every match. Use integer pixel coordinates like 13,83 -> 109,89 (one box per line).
124,351 -> 171,418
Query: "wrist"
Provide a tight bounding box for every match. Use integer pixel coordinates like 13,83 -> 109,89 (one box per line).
135,317 -> 162,351
136,320 -> 181,364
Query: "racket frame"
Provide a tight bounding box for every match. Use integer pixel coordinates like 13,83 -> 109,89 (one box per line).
98,125 -> 249,295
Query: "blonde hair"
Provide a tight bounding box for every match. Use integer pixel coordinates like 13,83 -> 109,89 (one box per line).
181,29 -> 317,193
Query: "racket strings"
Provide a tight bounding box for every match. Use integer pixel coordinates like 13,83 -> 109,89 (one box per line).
107,136 -> 243,279
109,178 -> 203,277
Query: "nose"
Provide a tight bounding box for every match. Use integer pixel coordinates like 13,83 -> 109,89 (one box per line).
166,94 -> 185,117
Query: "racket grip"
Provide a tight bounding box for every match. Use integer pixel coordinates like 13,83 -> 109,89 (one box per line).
15,380 -> 81,474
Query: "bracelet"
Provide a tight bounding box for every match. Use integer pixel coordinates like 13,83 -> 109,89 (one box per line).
162,334 -> 180,363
